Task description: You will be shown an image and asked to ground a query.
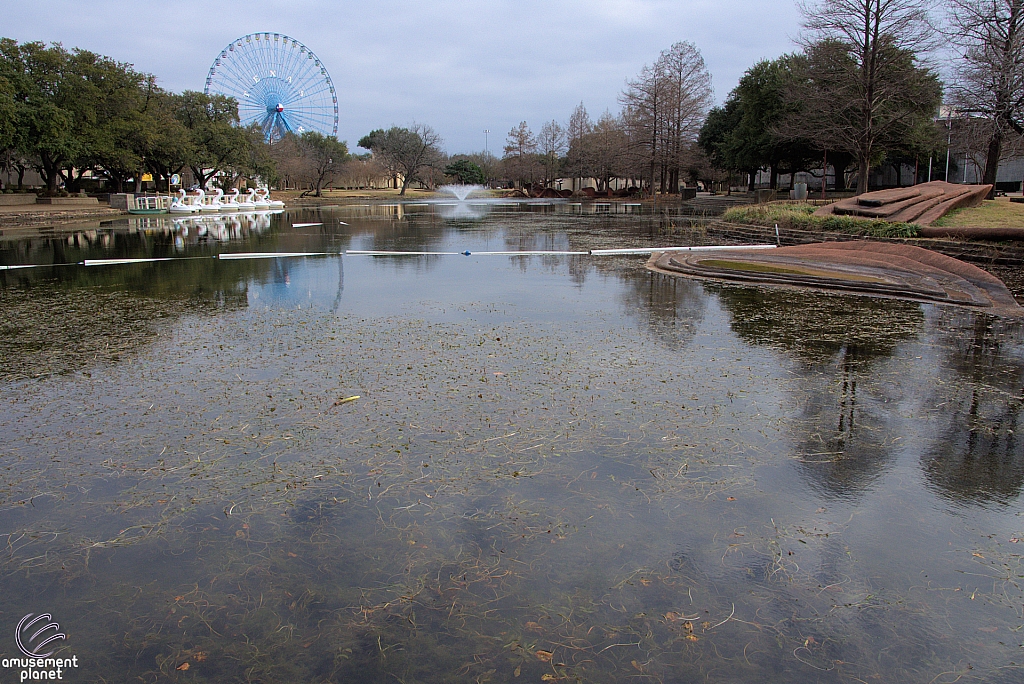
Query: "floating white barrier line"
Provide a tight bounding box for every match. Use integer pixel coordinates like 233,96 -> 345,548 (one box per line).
83,257 -> 178,266
346,250 -> 463,256
0,264 -> 51,270
345,250 -> 587,257
338,221 -> 349,225
462,251 -> 588,256
292,222 -> 323,228
216,252 -> 337,260
589,245 -> 777,256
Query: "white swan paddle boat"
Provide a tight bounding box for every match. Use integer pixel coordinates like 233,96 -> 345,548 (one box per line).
260,188 -> 285,209
169,189 -> 200,214
236,188 -> 257,212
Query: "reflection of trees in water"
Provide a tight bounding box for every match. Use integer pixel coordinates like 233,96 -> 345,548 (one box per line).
715,286 -> 924,500
713,285 -> 924,363
354,214 -> 451,276
788,344 -> 900,500
1,214 -> 297,274
501,231 -> 579,276
0,258 -> 263,382
922,310 -> 1024,505
617,270 -> 706,350
1,229 -> 176,269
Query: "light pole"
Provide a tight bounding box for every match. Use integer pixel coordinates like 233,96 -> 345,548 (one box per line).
484,129 -> 489,155
944,108 -> 953,182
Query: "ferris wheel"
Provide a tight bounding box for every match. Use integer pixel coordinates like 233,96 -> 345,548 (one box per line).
205,33 -> 339,143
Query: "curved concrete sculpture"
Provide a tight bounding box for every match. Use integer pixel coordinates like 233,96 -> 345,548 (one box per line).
647,242 -> 1022,316
813,181 -> 992,225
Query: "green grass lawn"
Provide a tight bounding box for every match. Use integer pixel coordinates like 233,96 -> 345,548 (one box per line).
722,202 -> 919,238
932,197 -> 1024,228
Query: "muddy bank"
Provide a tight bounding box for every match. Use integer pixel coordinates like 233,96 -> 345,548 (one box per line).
0,205 -> 124,232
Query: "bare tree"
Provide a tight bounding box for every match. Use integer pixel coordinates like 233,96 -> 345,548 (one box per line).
621,42 -> 713,198
588,112 -> 630,194
270,131 -> 348,196
796,0 -> 940,194
565,103 -> 593,191
621,60 -> 668,198
658,42 -> 714,193
358,124 -> 444,195
502,121 -> 540,188
945,0 -> 1024,194
537,120 -> 566,187
337,157 -> 388,189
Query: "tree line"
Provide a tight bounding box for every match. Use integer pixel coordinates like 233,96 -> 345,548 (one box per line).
360,1 -> 1024,198
703,0 -> 1024,196
5,1 -> 1024,198
0,38 -> 356,196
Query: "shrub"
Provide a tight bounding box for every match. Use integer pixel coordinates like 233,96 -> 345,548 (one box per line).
722,202 -> 919,239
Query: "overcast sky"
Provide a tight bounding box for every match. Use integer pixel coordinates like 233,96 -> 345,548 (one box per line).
3,0 -> 805,153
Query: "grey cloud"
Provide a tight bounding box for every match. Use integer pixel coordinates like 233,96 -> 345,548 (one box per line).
3,0 -> 801,153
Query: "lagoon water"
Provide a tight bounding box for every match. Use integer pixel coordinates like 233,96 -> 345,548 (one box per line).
1,202 -> 1023,682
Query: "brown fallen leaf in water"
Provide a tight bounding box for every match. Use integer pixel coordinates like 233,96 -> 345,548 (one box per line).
513,664 -> 520,677
631,659 -> 644,672
664,611 -> 679,622
685,634 -> 698,642
287,552 -> 298,557
524,621 -> 543,632
193,652 -> 207,662
978,626 -> 999,633
639,578 -> 651,586
683,621 -> 693,633
534,649 -> 553,662
972,552 -> 985,558
176,662 -> 190,671
726,496 -> 736,501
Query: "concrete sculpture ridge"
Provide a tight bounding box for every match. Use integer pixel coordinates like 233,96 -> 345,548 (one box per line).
647,241 -> 1022,316
813,181 -> 992,225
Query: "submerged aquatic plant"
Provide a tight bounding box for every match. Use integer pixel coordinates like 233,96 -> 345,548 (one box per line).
1,207 -> 1022,682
